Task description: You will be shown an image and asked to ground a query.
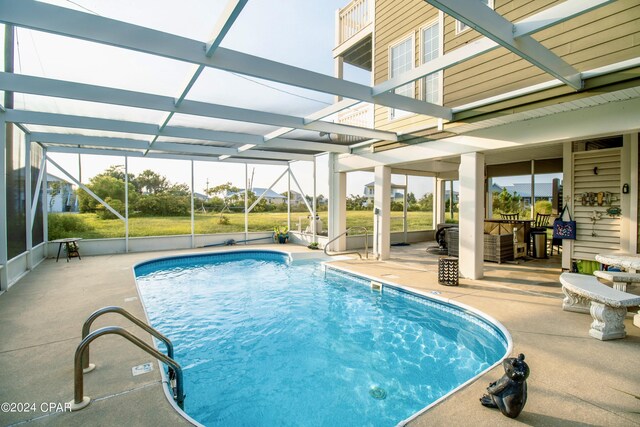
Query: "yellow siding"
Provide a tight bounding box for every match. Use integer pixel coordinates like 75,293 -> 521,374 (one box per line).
373,0 -> 640,132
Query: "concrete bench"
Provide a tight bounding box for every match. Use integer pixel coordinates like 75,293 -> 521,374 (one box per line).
560,272 -> 640,340
593,270 -> 640,292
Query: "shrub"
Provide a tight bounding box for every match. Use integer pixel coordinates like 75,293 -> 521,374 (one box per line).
95,197 -> 125,220
48,213 -> 90,240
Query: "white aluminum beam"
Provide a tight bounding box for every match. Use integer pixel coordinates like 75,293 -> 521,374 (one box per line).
375,0 -> 612,95
0,73 -> 397,141
0,0 -> 451,119
10,111 -> 352,153
423,0 -> 582,90
31,132 -> 151,150
31,131 -> 314,161
32,130 -> 349,154
46,145 -> 290,165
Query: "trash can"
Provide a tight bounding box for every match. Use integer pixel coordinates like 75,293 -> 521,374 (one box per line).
532,232 -> 548,259
438,257 -> 459,286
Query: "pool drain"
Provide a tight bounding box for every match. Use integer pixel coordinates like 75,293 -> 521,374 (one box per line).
369,386 -> 387,400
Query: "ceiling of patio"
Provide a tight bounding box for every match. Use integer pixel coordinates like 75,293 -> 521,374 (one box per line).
1,0 -> 638,167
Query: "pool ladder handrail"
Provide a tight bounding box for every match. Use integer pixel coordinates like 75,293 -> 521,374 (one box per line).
69,326 -> 185,411
324,227 -> 368,260
69,307 -> 184,411
80,306 -> 174,373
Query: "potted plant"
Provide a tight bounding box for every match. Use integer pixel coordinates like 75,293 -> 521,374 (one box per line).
307,242 -> 319,250
274,226 -> 289,244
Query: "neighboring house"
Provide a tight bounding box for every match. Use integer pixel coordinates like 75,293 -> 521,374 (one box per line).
363,182 -> 405,205
492,183 -> 559,206
286,190 -> 306,206
47,173 -> 77,213
230,188 -> 287,205
193,192 -> 209,201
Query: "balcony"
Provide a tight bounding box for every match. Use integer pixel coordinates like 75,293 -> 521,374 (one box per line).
333,0 -> 373,70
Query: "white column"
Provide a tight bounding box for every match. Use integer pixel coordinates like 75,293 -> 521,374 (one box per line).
328,153 -> 346,251
562,142 -> 573,270
334,56 -> 344,103
374,165 -> 391,260
0,113 -> 8,291
435,177 -> 446,226
530,160 -> 536,219
628,134 -> 638,254
620,135 -> 633,254
459,152 -> 485,279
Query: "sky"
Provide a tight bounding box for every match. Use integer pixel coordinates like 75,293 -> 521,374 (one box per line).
8,0 -> 560,199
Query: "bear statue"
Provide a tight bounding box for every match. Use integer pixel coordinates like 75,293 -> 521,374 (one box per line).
480,353 -> 529,419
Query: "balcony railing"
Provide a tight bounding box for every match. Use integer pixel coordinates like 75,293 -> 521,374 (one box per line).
336,104 -> 373,144
337,0 -> 372,45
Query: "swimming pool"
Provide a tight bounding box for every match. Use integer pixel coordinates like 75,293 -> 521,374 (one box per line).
134,250 -> 510,426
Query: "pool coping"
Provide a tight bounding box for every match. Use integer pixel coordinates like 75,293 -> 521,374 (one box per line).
131,248 -> 513,427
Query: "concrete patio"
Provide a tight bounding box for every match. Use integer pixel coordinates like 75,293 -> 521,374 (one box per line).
0,243 -> 638,427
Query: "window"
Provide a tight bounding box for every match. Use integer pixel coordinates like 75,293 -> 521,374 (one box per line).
389,35 -> 415,120
421,21 -> 441,104
456,0 -> 493,34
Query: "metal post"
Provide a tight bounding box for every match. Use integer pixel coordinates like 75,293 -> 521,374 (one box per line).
0,112 -> 8,292
42,149 -> 48,257
190,160 -> 195,248
449,180 -> 454,221
25,134 -> 33,269
403,175 -> 408,244
287,164 -> 291,234
530,160 -> 536,219
244,164 -> 248,244
124,156 -> 129,253
313,157 -> 317,241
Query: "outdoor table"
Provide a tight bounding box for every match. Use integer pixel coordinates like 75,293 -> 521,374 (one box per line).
51,238 -> 82,262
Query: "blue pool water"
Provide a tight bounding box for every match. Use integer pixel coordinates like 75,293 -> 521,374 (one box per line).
134,251 -> 508,427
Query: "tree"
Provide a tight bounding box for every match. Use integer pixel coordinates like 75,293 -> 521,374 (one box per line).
77,175 -> 137,213
48,181 -> 64,211
492,188 -> 522,215
406,192 -> 417,205
346,194 -> 369,210
135,169 -> 168,194
418,193 -> 433,211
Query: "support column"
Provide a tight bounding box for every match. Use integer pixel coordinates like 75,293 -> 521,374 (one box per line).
0,113 -> 8,292
459,152 -> 484,279
334,56 -> 344,103
435,177 -> 446,226
562,142 -> 573,270
374,165 -> 391,260
328,153 -> 346,251
42,149 -> 48,257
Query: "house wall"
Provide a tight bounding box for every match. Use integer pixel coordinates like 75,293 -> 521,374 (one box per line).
372,0 -> 640,133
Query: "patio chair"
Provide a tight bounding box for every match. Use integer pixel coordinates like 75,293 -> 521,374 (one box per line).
550,236 -> 562,256
500,212 -> 519,221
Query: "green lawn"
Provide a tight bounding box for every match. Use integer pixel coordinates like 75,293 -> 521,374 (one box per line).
48,211 -> 440,240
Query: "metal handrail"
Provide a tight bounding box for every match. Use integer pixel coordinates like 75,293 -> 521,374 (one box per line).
81,306 -> 174,373
324,227 -> 368,260
69,326 -> 185,411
